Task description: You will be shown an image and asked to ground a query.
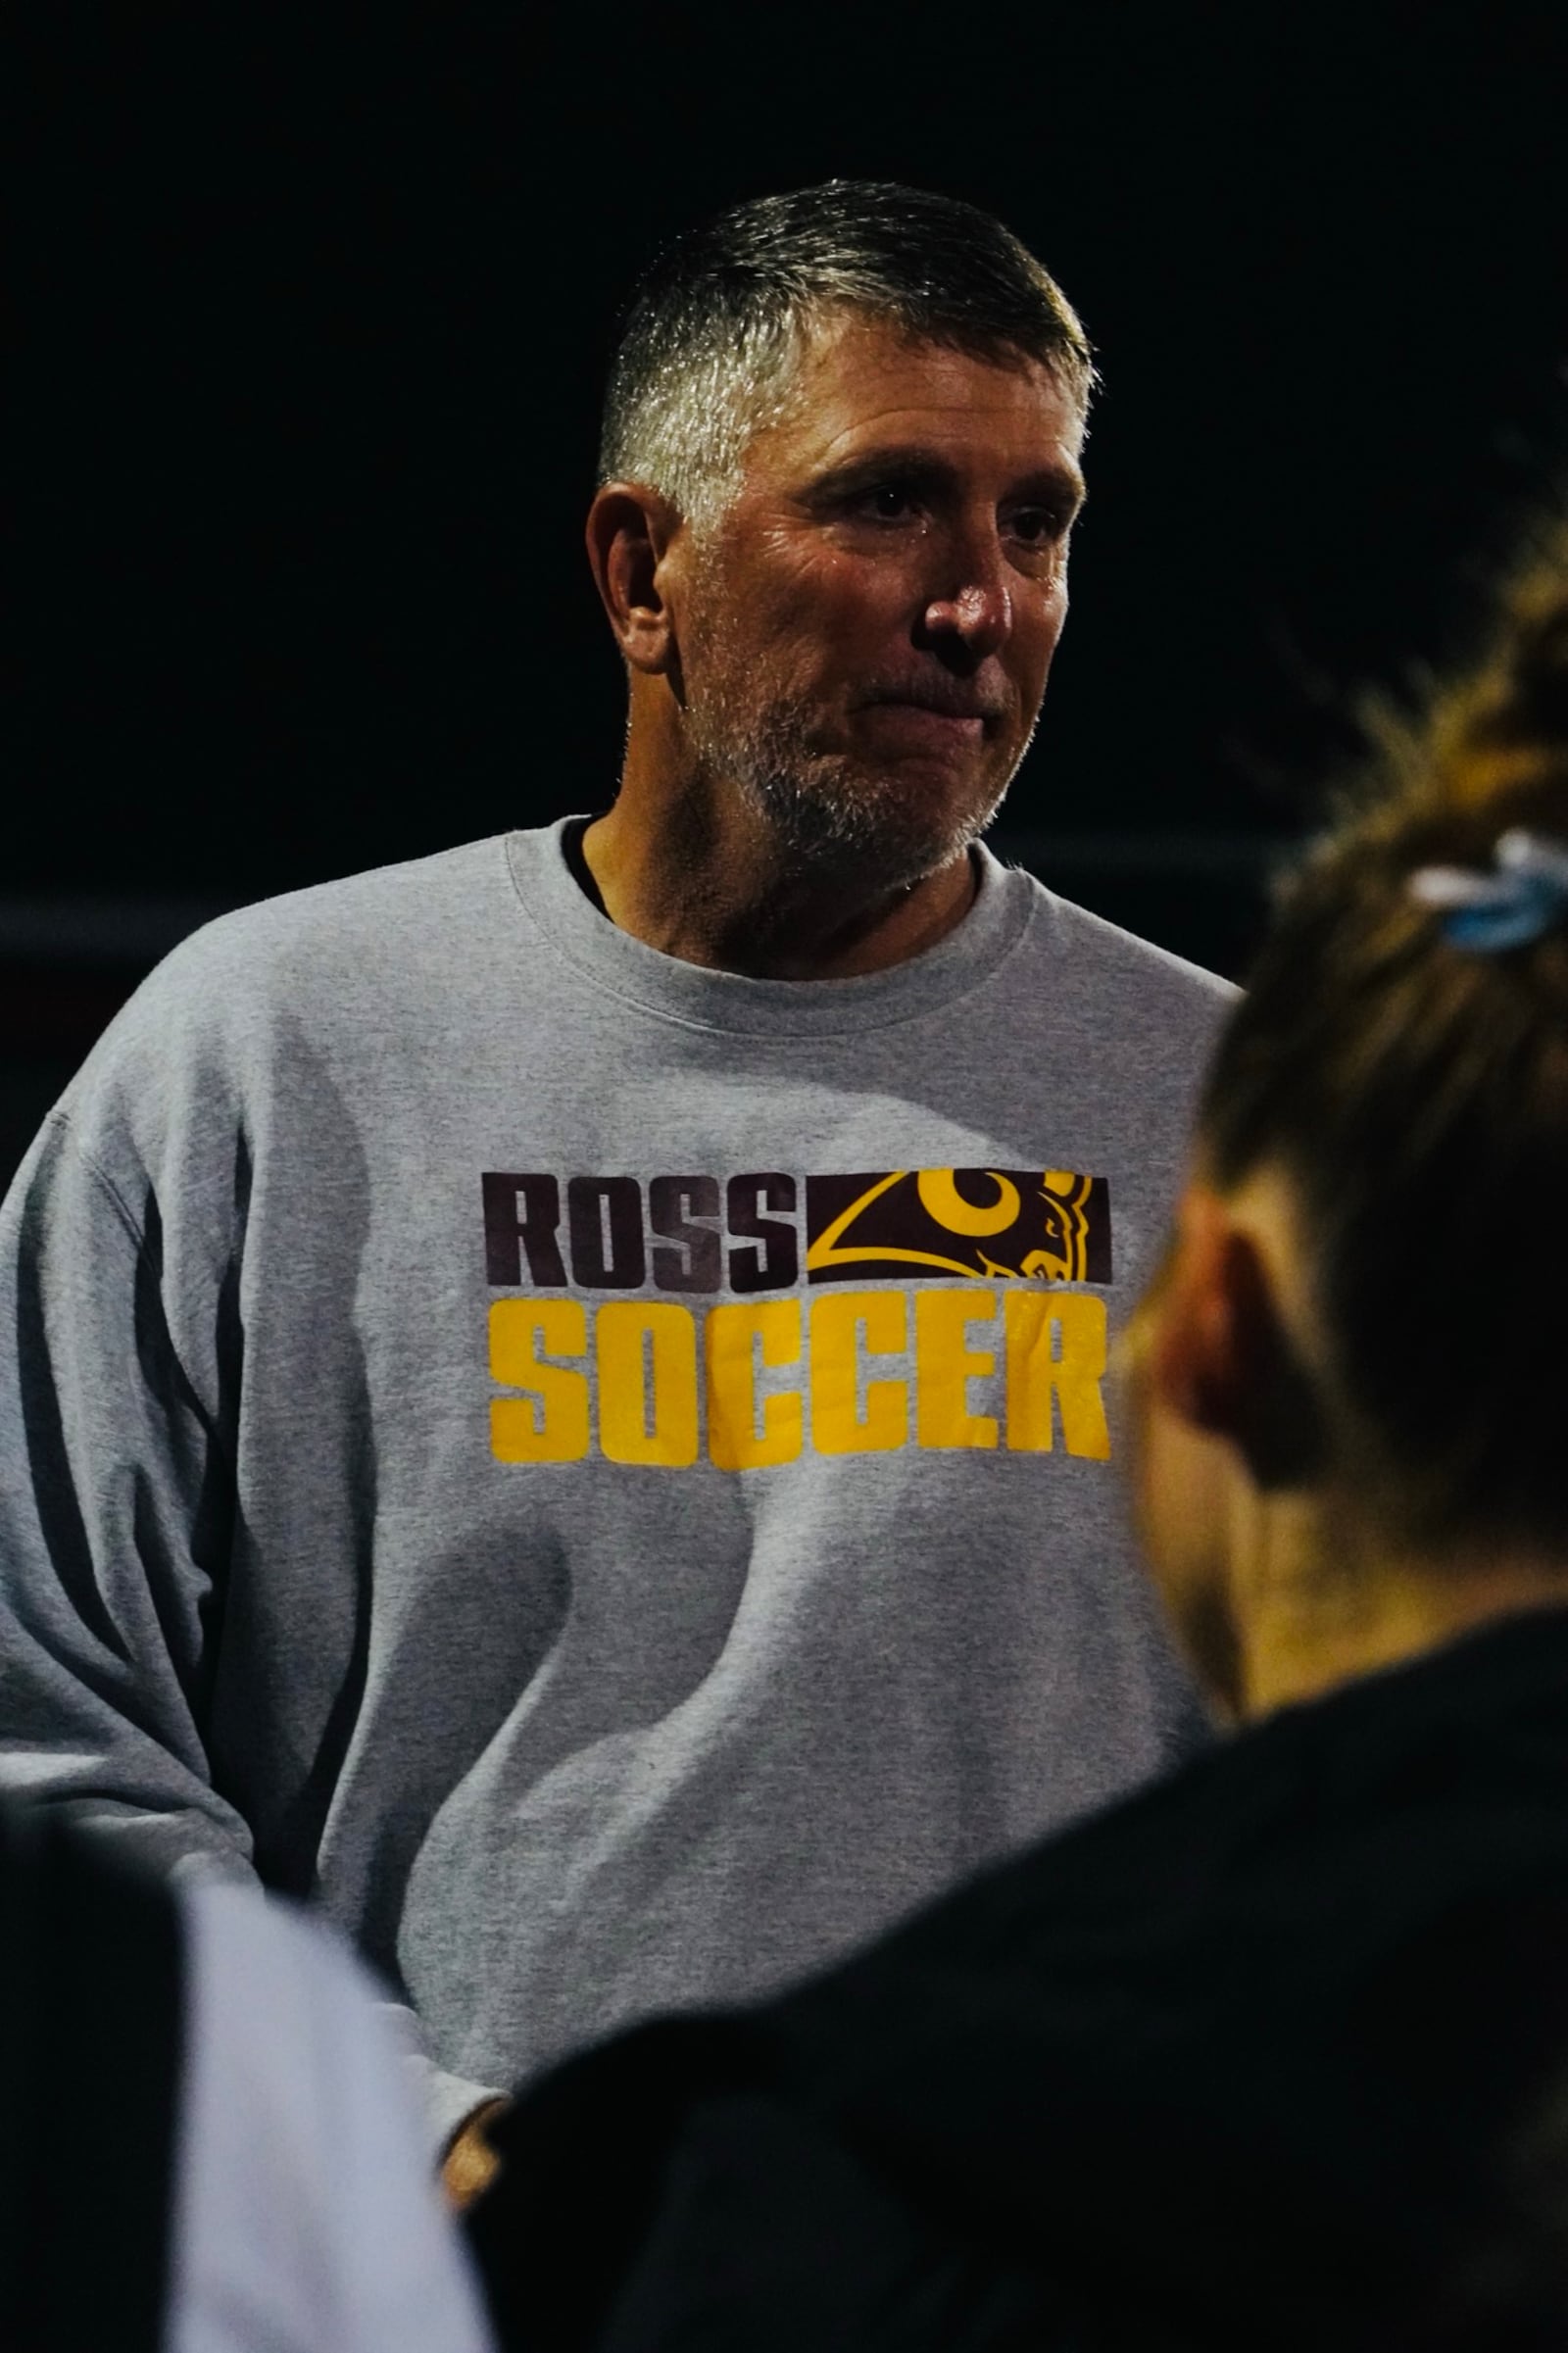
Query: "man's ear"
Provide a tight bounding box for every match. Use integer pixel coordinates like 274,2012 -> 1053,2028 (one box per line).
1152,1188 -> 1324,1488
584,482 -> 684,675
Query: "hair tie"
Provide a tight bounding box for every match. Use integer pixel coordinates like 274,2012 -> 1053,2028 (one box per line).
1407,828 -> 1568,952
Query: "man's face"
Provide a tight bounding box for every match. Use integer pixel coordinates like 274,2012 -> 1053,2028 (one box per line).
667,313 -> 1086,881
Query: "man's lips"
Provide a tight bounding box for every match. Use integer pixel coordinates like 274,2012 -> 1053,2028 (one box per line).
856,696 -> 1001,748
847,682 -> 1007,724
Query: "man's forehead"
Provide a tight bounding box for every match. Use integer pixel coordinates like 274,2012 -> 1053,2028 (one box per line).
764,311 -> 1085,472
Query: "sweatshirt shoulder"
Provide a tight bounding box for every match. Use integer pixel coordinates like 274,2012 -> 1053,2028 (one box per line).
146,834 -> 517,1002
51,838 -> 518,1158
1004,866 -> 1240,1031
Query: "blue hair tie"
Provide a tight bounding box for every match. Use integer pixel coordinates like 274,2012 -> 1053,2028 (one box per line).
1407,828 -> 1568,952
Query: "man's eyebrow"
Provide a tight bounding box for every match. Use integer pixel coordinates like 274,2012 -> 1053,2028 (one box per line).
803,443 -> 1087,512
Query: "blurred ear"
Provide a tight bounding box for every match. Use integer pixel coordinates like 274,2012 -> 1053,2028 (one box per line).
1152,1187 -> 1324,1489
584,482 -> 685,675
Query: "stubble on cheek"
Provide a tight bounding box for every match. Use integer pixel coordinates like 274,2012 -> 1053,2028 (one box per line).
680,608 -> 1026,879
678,565 -> 875,855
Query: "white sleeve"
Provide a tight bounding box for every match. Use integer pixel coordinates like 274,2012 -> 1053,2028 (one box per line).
393,2024 -> 508,2161
167,1878 -> 497,2353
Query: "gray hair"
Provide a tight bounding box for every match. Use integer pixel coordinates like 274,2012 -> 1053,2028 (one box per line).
598,179 -> 1096,532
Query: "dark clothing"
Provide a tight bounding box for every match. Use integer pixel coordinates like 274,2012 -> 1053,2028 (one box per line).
469,1609 -> 1568,2352
0,1800 -> 183,2353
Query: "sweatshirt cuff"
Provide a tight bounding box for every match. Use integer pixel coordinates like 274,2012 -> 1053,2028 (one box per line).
373,2001 -> 506,2161
415,2051 -> 508,2161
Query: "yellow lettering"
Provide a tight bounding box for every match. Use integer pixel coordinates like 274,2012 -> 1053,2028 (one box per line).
914,1288 -> 999,1450
1004,1290 -> 1111,1459
595,1301 -> 700,1468
706,1299 -> 804,1471
809,1290 -> 907,1456
488,1285 -> 1110,1472
488,1298 -> 590,1463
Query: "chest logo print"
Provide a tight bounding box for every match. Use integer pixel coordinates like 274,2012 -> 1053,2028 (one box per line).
805,1168 -> 1109,1287
480,1164 -> 1114,1472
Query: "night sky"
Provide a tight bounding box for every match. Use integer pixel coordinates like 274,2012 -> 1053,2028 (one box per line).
15,5 -> 1567,948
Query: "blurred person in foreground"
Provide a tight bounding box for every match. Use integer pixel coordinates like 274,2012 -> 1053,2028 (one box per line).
0,179 -> 1230,2191
464,534 -> 1568,2353
0,1794 -> 493,2353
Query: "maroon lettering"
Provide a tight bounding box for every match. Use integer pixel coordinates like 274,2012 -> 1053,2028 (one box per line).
727,1172 -> 799,1294
566,1175 -> 647,1290
649,1175 -> 723,1294
482,1172 -> 566,1288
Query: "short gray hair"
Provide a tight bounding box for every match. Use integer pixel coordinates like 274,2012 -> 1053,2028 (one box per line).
598,179 -> 1096,531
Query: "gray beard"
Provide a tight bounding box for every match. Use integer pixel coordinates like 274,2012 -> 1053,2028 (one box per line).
686,688 -> 1029,889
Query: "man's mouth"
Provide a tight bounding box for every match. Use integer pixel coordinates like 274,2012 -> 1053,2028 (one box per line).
857,692 -> 1002,749
858,684 -> 1007,731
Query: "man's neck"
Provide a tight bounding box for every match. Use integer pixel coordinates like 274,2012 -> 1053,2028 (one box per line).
578,790 -> 979,983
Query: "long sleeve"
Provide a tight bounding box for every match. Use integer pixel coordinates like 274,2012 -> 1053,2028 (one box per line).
0,1107 -> 252,1871
0,1089 -> 504,2153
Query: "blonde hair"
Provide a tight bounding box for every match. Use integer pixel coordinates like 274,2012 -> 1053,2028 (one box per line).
1199,527 -> 1568,1551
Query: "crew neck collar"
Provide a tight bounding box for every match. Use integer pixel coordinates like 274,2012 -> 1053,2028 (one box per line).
506,816 -> 1041,1039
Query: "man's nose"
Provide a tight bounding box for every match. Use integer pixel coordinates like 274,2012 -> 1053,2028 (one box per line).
918,531 -> 1012,660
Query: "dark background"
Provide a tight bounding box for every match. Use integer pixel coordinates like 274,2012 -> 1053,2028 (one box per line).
8,3 -> 1565,1186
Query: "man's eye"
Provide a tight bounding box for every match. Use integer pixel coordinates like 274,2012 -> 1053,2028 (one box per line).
856,483 -> 916,520
1009,507 -> 1062,545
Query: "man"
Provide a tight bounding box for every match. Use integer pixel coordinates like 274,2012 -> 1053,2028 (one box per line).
465,549 -> 1568,2352
0,182 -> 1230,2171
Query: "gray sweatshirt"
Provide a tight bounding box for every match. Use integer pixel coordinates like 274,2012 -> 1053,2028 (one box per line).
0,822 -> 1234,2139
